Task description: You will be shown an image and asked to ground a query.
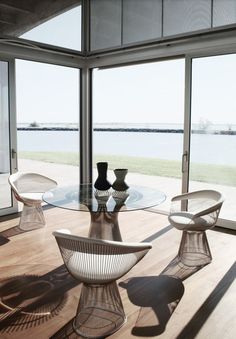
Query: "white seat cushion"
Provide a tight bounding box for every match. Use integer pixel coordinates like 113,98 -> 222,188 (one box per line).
19,192 -> 43,204
169,212 -> 215,231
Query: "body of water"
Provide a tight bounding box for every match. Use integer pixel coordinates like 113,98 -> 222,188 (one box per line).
18,130 -> 236,166
18,122 -> 236,131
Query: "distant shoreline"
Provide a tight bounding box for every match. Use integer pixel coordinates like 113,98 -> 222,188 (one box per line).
17,127 -> 236,135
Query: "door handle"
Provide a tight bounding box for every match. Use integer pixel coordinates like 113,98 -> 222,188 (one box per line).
11,148 -> 17,159
11,148 -> 18,170
182,151 -> 188,173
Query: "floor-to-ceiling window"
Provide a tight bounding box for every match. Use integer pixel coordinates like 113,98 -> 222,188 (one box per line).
189,54 -> 236,223
0,61 -> 13,212
93,59 -> 185,212
16,60 -> 80,186
0,0 -> 82,216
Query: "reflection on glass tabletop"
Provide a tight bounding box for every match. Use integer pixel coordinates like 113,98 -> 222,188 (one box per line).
43,184 -> 166,212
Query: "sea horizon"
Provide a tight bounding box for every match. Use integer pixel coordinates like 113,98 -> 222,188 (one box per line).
17,121 -> 236,132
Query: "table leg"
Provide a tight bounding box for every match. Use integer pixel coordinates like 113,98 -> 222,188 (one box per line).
88,211 -> 122,241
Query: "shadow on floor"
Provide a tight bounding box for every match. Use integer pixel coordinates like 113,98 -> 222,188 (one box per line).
176,261 -> 236,339
50,318 -> 80,339
121,255 -> 235,337
0,265 -> 80,333
142,225 -> 173,243
0,225 -> 31,246
120,275 -> 184,337
0,212 -> 23,246
161,255 -> 204,281
119,250 -> 208,337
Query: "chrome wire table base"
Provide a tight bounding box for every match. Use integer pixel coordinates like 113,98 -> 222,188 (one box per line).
73,282 -> 126,338
88,210 -> 122,241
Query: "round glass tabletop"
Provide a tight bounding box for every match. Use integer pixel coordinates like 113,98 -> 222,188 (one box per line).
43,184 -> 166,213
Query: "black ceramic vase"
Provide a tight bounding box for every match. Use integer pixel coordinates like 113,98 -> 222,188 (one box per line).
112,168 -> 129,191
94,162 -> 111,191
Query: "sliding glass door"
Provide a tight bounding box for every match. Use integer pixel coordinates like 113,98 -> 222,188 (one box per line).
0,60 -> 17,216
93,59 -> 185,212
189,54 -> 236,226
92,54 -> 236,229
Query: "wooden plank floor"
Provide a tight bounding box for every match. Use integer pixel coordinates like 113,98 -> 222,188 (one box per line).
0,207 -> 235,339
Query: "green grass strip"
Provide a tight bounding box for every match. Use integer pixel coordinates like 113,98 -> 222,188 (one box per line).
19,151 -> 236,186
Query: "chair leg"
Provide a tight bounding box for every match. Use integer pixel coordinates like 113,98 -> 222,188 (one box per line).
19,203 -> 46,231
178,230 -> 212,267
73,281 -> 126,338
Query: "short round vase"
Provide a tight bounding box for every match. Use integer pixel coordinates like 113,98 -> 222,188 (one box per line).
112,169 -> 129,192
94,162 -> 111,191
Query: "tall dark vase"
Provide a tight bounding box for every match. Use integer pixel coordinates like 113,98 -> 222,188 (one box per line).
94,162 -> 111,191
112,169 -> 129,191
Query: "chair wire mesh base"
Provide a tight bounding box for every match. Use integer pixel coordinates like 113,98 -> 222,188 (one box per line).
178,230 -> 212,267
73,282 -> 126,338
19,204 -> 46,231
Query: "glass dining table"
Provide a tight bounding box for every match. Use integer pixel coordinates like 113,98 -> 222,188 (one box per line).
43,184 -> 166,241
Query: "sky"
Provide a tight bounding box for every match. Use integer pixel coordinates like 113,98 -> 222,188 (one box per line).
93,60 -> 185,124
21,6 -> 81,51
15,5 -> 236,127
192,54 -> 236,126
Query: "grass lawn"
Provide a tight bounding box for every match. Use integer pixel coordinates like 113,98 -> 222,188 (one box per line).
19,151 -> 236,186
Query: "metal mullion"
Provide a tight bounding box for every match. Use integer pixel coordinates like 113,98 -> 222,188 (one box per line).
80,66 -> 92,184
0,57 -> 18,215
8,58 -> 17,174
81,0 -> 90,55
161,0 -> 164,38
121,0 -> 124,46
182,56 -> 192,196
86,28 -> 236,69
211,0 -> 214,28
0,42 -> 86,69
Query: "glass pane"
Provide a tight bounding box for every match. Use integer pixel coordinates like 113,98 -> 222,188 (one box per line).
0,61 -> 12,209
0,1 -> 81,51
90,0 -> 122,51
190,54 -> 236,222
16,60 -> 80,186
123,0 -> 162,44
163,0 -> 211,36
93,59 -> 185,212
213,0 -> 236,27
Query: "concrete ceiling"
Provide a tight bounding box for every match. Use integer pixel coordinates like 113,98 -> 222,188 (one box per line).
0,0 -> 80,37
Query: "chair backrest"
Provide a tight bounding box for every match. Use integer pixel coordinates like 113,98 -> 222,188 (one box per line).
53,230 -> 152,284
170,190 -> 224,228
184,190 -> 224,217
9,172 -> 57,195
